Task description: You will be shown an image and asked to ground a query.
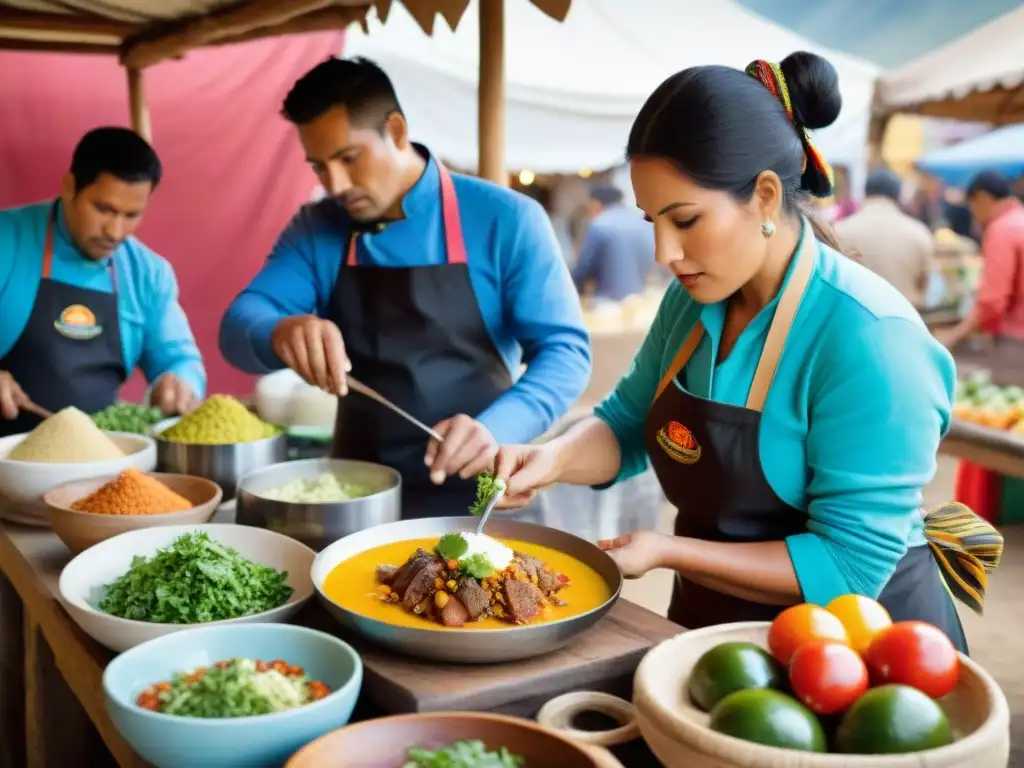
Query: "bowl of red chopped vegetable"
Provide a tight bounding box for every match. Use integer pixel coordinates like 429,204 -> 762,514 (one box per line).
103,623 -> 363,768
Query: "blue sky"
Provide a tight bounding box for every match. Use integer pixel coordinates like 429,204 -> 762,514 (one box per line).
738,0 -> 1021,67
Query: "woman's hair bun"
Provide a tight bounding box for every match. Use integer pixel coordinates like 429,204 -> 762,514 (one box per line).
780,51 -> 841,130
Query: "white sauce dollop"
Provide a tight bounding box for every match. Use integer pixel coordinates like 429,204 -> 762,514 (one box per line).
456,532 -> 514,574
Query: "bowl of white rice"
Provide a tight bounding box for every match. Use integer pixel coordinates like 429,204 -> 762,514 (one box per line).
236,458 -> 400,551
0,407 -> 157,526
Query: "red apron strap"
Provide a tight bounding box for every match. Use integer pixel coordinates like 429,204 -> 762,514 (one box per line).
436,164 -> 467,265
42,201 -> 57,279
346,162 -> 468,268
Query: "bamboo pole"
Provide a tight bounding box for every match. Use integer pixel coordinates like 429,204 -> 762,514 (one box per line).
477,0 -> 507,186
127,68 -> 152,144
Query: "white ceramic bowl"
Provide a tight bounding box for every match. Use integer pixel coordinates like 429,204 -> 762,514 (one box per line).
0,431 -> 157,526
58,523 -> 316,652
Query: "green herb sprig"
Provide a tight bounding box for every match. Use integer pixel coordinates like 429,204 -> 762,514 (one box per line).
468,473 -> 506,517
99,532 -> 293,624
404,740 -> 524,768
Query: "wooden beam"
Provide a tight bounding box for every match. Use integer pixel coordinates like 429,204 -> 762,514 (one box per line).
477,0 -> 507,185
127,69 -> 152,144
120,0 -> 338,70
203,6 -> 367,48
0,8 -> 136,38
0,37 -> 119,55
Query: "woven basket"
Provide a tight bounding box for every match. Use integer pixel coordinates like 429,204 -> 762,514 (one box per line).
633,622 -> 1010,768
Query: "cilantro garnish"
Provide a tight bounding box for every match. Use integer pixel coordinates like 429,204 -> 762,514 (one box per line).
459,553 -> 497,580
98,532 -> 293,624
436,533 -> 469,561
405,740 -> 523,768
468,473 -> 506,517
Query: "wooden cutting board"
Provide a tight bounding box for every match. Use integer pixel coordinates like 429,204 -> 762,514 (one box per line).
300,599 -> 682,717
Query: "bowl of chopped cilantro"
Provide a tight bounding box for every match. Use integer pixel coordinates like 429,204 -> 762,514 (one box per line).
286,712 -> 612,768
58,524 -> 316,652
104,623 -> 362,768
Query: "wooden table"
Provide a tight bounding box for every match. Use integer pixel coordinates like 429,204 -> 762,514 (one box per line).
941,420 -> 1024,481
0,521 -> 681,767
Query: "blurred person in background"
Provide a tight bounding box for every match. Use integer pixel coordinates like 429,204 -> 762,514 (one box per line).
820,166 -> 857,223
572,185 -> 655,302
220,57 -> 590,519
0,127 -> 205,436
835,169 -> 935,307
940,170 -> 1024,359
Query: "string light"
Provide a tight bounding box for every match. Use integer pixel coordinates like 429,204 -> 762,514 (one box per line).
518,169 -> 536,186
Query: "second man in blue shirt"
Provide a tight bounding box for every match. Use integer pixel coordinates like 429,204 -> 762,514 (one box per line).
220,57 -> 592,519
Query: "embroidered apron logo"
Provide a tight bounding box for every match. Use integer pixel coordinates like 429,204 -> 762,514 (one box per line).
54,304 -> 102,340
657,420 -> 701,464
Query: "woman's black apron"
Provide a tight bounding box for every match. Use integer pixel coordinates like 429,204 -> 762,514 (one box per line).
328,164 -> 512,519
643,234 -> 968,652
0,202 -> 126,438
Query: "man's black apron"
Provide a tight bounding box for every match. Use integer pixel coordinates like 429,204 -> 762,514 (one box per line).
328,164 -> 512,519
0,202 -> 126,438
643,234 -> 968,652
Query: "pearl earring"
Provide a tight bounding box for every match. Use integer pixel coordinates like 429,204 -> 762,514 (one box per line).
760,220 -> 776,238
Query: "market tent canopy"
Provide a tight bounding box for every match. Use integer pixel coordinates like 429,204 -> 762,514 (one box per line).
343,0 -> 880,175
916,125 -> 1024,188
875,5 -> 1024,124
0,1 -> 570,65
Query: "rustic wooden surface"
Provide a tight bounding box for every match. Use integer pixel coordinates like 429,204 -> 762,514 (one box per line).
0,521 -> 679,767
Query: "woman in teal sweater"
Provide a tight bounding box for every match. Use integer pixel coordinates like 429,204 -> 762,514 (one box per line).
494,53 -> 1001,651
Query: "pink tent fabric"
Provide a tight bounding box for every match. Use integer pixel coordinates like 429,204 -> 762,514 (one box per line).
0,33 -> 343,398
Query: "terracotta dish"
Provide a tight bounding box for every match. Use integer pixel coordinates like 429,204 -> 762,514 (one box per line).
286,712 -> 624,768
45,472 -> 221,554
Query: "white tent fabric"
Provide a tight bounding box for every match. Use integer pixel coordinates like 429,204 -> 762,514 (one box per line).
344,0 -> 880,175
877,5 -> 1024,114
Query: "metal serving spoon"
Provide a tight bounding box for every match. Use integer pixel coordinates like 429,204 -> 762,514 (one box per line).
475,479 -> 506,535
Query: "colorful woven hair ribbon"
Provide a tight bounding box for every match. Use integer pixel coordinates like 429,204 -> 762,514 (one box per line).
923,501 -> 1004,615
745,59 -> 835,196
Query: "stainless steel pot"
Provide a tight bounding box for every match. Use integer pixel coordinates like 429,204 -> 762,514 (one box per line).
155,429 -> 288,499
310,516 -> 623,664
236,458 -> 402,550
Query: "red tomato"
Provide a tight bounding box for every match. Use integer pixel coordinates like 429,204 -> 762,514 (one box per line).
768,603 -> 850,665
788,641 -> 869,715
865,621 -> 960,699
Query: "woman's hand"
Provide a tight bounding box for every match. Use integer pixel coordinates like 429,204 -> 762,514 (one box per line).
493,443 -> 563,509
598,531 -> 672,579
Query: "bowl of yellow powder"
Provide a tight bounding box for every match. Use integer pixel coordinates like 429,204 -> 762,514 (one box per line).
0,407 -> 157,527
153,396 -> 286,499
45,470 -> 223,555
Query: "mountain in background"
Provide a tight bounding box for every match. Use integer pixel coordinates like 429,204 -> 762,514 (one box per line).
738,0 -> 1020,67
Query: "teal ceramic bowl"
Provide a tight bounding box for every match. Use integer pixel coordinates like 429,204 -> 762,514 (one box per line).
103,624 -> 363,768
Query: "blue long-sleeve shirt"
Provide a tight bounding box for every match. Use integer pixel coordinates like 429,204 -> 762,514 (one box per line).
594,223 -> 955,606
220,148 -> 592,444
573,204 -> 655,301
0,200 -> 206,399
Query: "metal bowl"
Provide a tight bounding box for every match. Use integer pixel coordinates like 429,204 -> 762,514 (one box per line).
236,458 -> 402,550
153,418 -> 287,499
311,516 -> 623,664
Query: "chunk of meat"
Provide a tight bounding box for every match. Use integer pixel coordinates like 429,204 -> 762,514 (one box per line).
504,578 -> 543,624
375,564 -> 399,585
513,552 -> 542,578
403,560 -> 444,610
537,569 -> 565,596
440,595 -> 470,627
390,549 -> 437,596
455,579 -> 490,620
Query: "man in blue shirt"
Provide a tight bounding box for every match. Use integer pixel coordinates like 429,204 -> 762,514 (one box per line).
220,57 -> 591,519
573,185 -> 655,302
0,128 -> 205,436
